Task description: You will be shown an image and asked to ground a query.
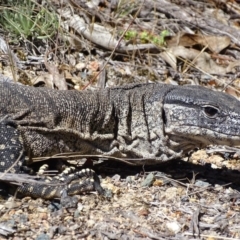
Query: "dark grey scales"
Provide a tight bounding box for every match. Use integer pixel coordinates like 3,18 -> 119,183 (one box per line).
1,79 -> 240,199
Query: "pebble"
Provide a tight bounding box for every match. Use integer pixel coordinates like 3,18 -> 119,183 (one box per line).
35,233 -> 50,240
166,221 -> 181,234
141,173 -> 155,187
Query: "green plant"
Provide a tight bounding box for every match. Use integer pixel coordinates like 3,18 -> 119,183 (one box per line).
159,30 -> 170,45
124,30 -> 138,41
139,31 -> 149,43
124,29 -> 170,46
0,0 -> 59,40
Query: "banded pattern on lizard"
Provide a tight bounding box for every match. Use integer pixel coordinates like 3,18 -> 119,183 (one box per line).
1,80 -> 240,198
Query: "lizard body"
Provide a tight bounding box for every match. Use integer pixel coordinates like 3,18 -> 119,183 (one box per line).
1,80 -> 240,198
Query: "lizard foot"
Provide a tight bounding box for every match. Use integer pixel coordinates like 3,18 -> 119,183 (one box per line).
18,168 -> 106,199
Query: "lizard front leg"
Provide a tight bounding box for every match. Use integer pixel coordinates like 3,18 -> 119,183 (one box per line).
0,120 -> 25,174
0,120 -> 104,199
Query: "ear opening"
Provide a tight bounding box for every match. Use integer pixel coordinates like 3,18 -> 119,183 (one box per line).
162,108 -> 167,125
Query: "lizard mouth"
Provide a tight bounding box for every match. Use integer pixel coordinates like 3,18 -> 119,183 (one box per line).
165,125 -> 240,147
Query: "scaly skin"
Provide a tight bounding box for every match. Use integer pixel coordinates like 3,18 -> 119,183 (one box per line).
1,81 -> 240,198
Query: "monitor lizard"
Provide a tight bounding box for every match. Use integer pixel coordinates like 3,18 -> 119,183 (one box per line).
1,79 -> 240,199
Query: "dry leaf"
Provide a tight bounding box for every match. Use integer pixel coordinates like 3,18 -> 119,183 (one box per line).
33,74 -> 54,88
87,61 -> 99,72
161,46 -> 239,74
44,56 -> 68,90
166,33 -> 231,53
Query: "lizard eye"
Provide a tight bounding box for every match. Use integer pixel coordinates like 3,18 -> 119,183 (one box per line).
203,105 -> 219,118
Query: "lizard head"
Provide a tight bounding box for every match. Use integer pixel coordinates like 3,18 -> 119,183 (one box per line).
162,85 -> 240,152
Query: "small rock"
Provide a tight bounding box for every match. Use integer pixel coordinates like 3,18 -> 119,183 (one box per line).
190,149 -> 208,164
74,210 -> 80,218
87,219 -> 95,228
58,225 -> 67,234
164,187 -> 178,199
75,62 -> 86,71
138,207 -> 150,217
166,221 -> 181,234
126,176 -> 134,184
141,173 -> 155,187
69,223 -> 80,231
208,155 -> 224,164
194,180 -> 211,188
152,179 -> 164,187
211,163 -> 218,169
48,201 -> 61,212
36,233 -> 50,240
112,174 -> 121,181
